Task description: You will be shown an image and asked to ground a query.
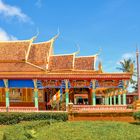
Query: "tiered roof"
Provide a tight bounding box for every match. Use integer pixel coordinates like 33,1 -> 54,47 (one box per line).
28,41 -> 52,69
74,56 -> 96,70
0,35 -> 133,80
0,40 -> 31,61
48,54 -> 74,70
0,36 -> 97,72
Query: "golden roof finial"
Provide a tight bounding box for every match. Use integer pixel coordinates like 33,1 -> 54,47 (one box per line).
98,61 -> 103,73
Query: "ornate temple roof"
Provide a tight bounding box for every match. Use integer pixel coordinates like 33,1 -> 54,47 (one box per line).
0,35 -> 133,80
0,40 -> 32,61
0,63 -> 41,72
48,54 -> 74,70
74,55 -> 96,70
28,41 -> 52,69
0,36 -> 97,72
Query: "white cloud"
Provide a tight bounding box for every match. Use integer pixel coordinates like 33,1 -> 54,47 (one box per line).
122,53 -> 135,60
0,28 -> 17,41
117,52 -> 135,65
0,0 -> 31,23
35,0 -> 42,8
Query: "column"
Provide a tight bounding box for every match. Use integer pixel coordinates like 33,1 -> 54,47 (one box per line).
65,80 -> 69,107
114,95 -> 116,105
123,93 -> 126,105
92,91 -> 96,106
91,80 -> 96,106
104,97 -> 105,105
118,90 -> 121,105
109,95 -> 112,105
34,88 -> 38,109
5,88 -> 9,108
33,79 -> 39,110
3,79 -> 9,110
123,80 -> 127,105
104,96 -> 107,105
105,95 -> 109,105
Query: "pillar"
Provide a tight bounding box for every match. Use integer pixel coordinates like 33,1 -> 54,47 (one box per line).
105,96 -> 109,105
33,79 -> 39,110
5,88 -> 9,108
105,96 -> 108,105
3,79 -> 9,110
123,93 -> 126,105
123,80 -> 127,105
91,80 -> 96,106
34,88 -> 38,109
114,95 -> 116,105
109,96 -> 112,105
65,80 -> 69,107
92,91 -> 96,106
118,94 -> 121,105
104,97 -> 107,105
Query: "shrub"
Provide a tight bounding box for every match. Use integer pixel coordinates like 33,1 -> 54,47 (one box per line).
2,120 -> 55,140
133,111 -> 140,121
0,112 -> 68,125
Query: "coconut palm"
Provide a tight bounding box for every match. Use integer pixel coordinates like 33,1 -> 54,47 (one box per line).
117,58 -> 135,72
117,58 -> 137,90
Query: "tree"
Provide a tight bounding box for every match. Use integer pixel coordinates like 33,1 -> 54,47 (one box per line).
116,58 -> 137,90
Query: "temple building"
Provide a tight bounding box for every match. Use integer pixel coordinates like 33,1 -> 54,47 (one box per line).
0,34 -> 134,111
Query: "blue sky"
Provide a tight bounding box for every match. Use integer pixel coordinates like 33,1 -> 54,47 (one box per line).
0,0 -> 139,72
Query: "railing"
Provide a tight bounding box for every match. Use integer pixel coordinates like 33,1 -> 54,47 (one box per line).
72,105 -> 128,112
0,107 -> 38,112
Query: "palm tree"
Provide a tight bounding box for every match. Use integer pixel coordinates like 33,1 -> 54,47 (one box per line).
117,58 -> 137,90
117,58 -> 135,72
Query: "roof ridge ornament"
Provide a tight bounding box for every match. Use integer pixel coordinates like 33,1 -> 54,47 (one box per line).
51,28 -> 60,42
98,61 -> 103,73
73,44 -> 80,55
25,29 -> 39,62
30,28 -> 39,42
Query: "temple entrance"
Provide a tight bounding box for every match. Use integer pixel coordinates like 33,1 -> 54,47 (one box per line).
74,95 -> 89,105
96,96 -> 102,105
70,88 -> 90,105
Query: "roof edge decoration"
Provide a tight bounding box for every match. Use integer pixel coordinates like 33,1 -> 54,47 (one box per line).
25,32 -> 60,71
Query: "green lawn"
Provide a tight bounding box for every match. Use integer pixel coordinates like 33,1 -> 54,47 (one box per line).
0,120 -> 140,140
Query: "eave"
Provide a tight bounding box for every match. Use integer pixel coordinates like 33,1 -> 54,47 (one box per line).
0,71 -> 132,80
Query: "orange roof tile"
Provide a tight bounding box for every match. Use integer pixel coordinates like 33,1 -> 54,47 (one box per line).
28,41 -> 52,68
74,56 -> 95,70
48,54 -> 74,70
0,41 -> 31,61
0,63 -> 42,72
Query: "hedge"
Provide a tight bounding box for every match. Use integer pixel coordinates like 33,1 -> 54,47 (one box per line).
1,120 -> 57,140
133,111 -> 140,121
0,112 -> 68,125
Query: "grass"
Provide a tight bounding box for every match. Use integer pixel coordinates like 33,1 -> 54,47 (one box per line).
0,120 -> 140,140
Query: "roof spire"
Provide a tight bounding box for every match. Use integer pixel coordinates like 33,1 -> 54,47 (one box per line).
98,61 -> 103,73
51,27 -> 60,41
73,44 -> 80,55
30,28 -> 39,42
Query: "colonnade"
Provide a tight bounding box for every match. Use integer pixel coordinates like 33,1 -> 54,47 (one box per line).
2,79 -> 39,110
64,79 -> 128,106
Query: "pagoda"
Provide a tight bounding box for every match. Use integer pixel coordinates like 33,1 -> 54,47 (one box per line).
0,34 -> 133,111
